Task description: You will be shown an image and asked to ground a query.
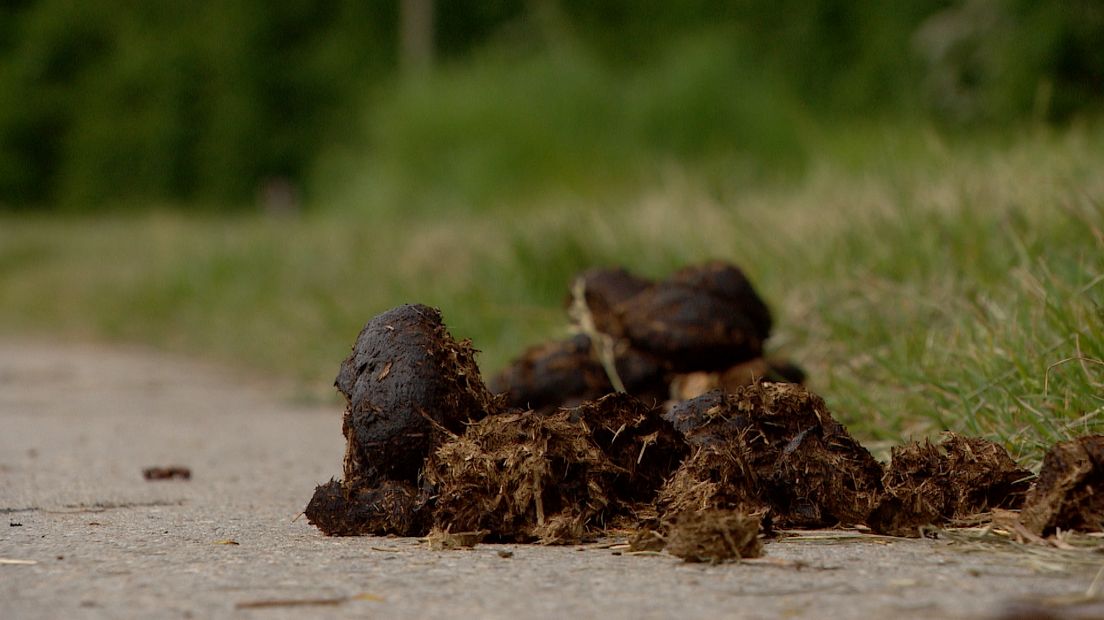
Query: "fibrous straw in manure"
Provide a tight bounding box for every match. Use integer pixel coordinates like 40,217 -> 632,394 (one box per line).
305,263 -> 1104,552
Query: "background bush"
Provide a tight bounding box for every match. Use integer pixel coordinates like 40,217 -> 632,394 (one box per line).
0,0 -> 1100,210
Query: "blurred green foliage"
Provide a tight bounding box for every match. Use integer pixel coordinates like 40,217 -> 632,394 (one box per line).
0,0 -> 1101,210
324,32 -> 806,215
0,0 -> 398,207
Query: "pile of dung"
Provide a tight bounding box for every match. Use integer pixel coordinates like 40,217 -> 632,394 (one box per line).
657,384 -> 885,528
603,261 -> 772,371
305,479 -> 432,537
567,393 -> 689,503
428,410 -> 617,543
867,434 -> 1034,537
428,393 -> 686,543
490,262 -> 802,412
1018,435 -> 1104,536
305,304 -> 500,536
664,509 -> 764,563
488,334 -> 667,411
304,262 -> 1104,549
333,304 -> 499,485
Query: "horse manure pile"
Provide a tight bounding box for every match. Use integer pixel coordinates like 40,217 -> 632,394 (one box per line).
868,434 -> 1033,537
425,393 -> 687,544
1019,436 -> 1104,536
305,304 -> 496,536
657,385 -> 885,529
489,261 -> 799,413
304,263 -> 1104,557
305,479 -> 432,537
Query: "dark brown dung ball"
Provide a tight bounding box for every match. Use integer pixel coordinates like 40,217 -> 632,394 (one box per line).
304,479 -> 432,537
867,434 -> 1033,537
335,304 -> 497,485
617,262 -> 773,372
667,261 -> 773,339
658,384 -> 883,528
488,334 -> 667,412
1019,435 -> 1104,536
488,335 -> 609,411
566,267 -> 653,336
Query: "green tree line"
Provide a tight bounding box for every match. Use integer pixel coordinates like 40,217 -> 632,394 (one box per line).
0,0 -> 1100,210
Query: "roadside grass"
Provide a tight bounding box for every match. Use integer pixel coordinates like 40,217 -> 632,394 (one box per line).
1,123 -> 1101,465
